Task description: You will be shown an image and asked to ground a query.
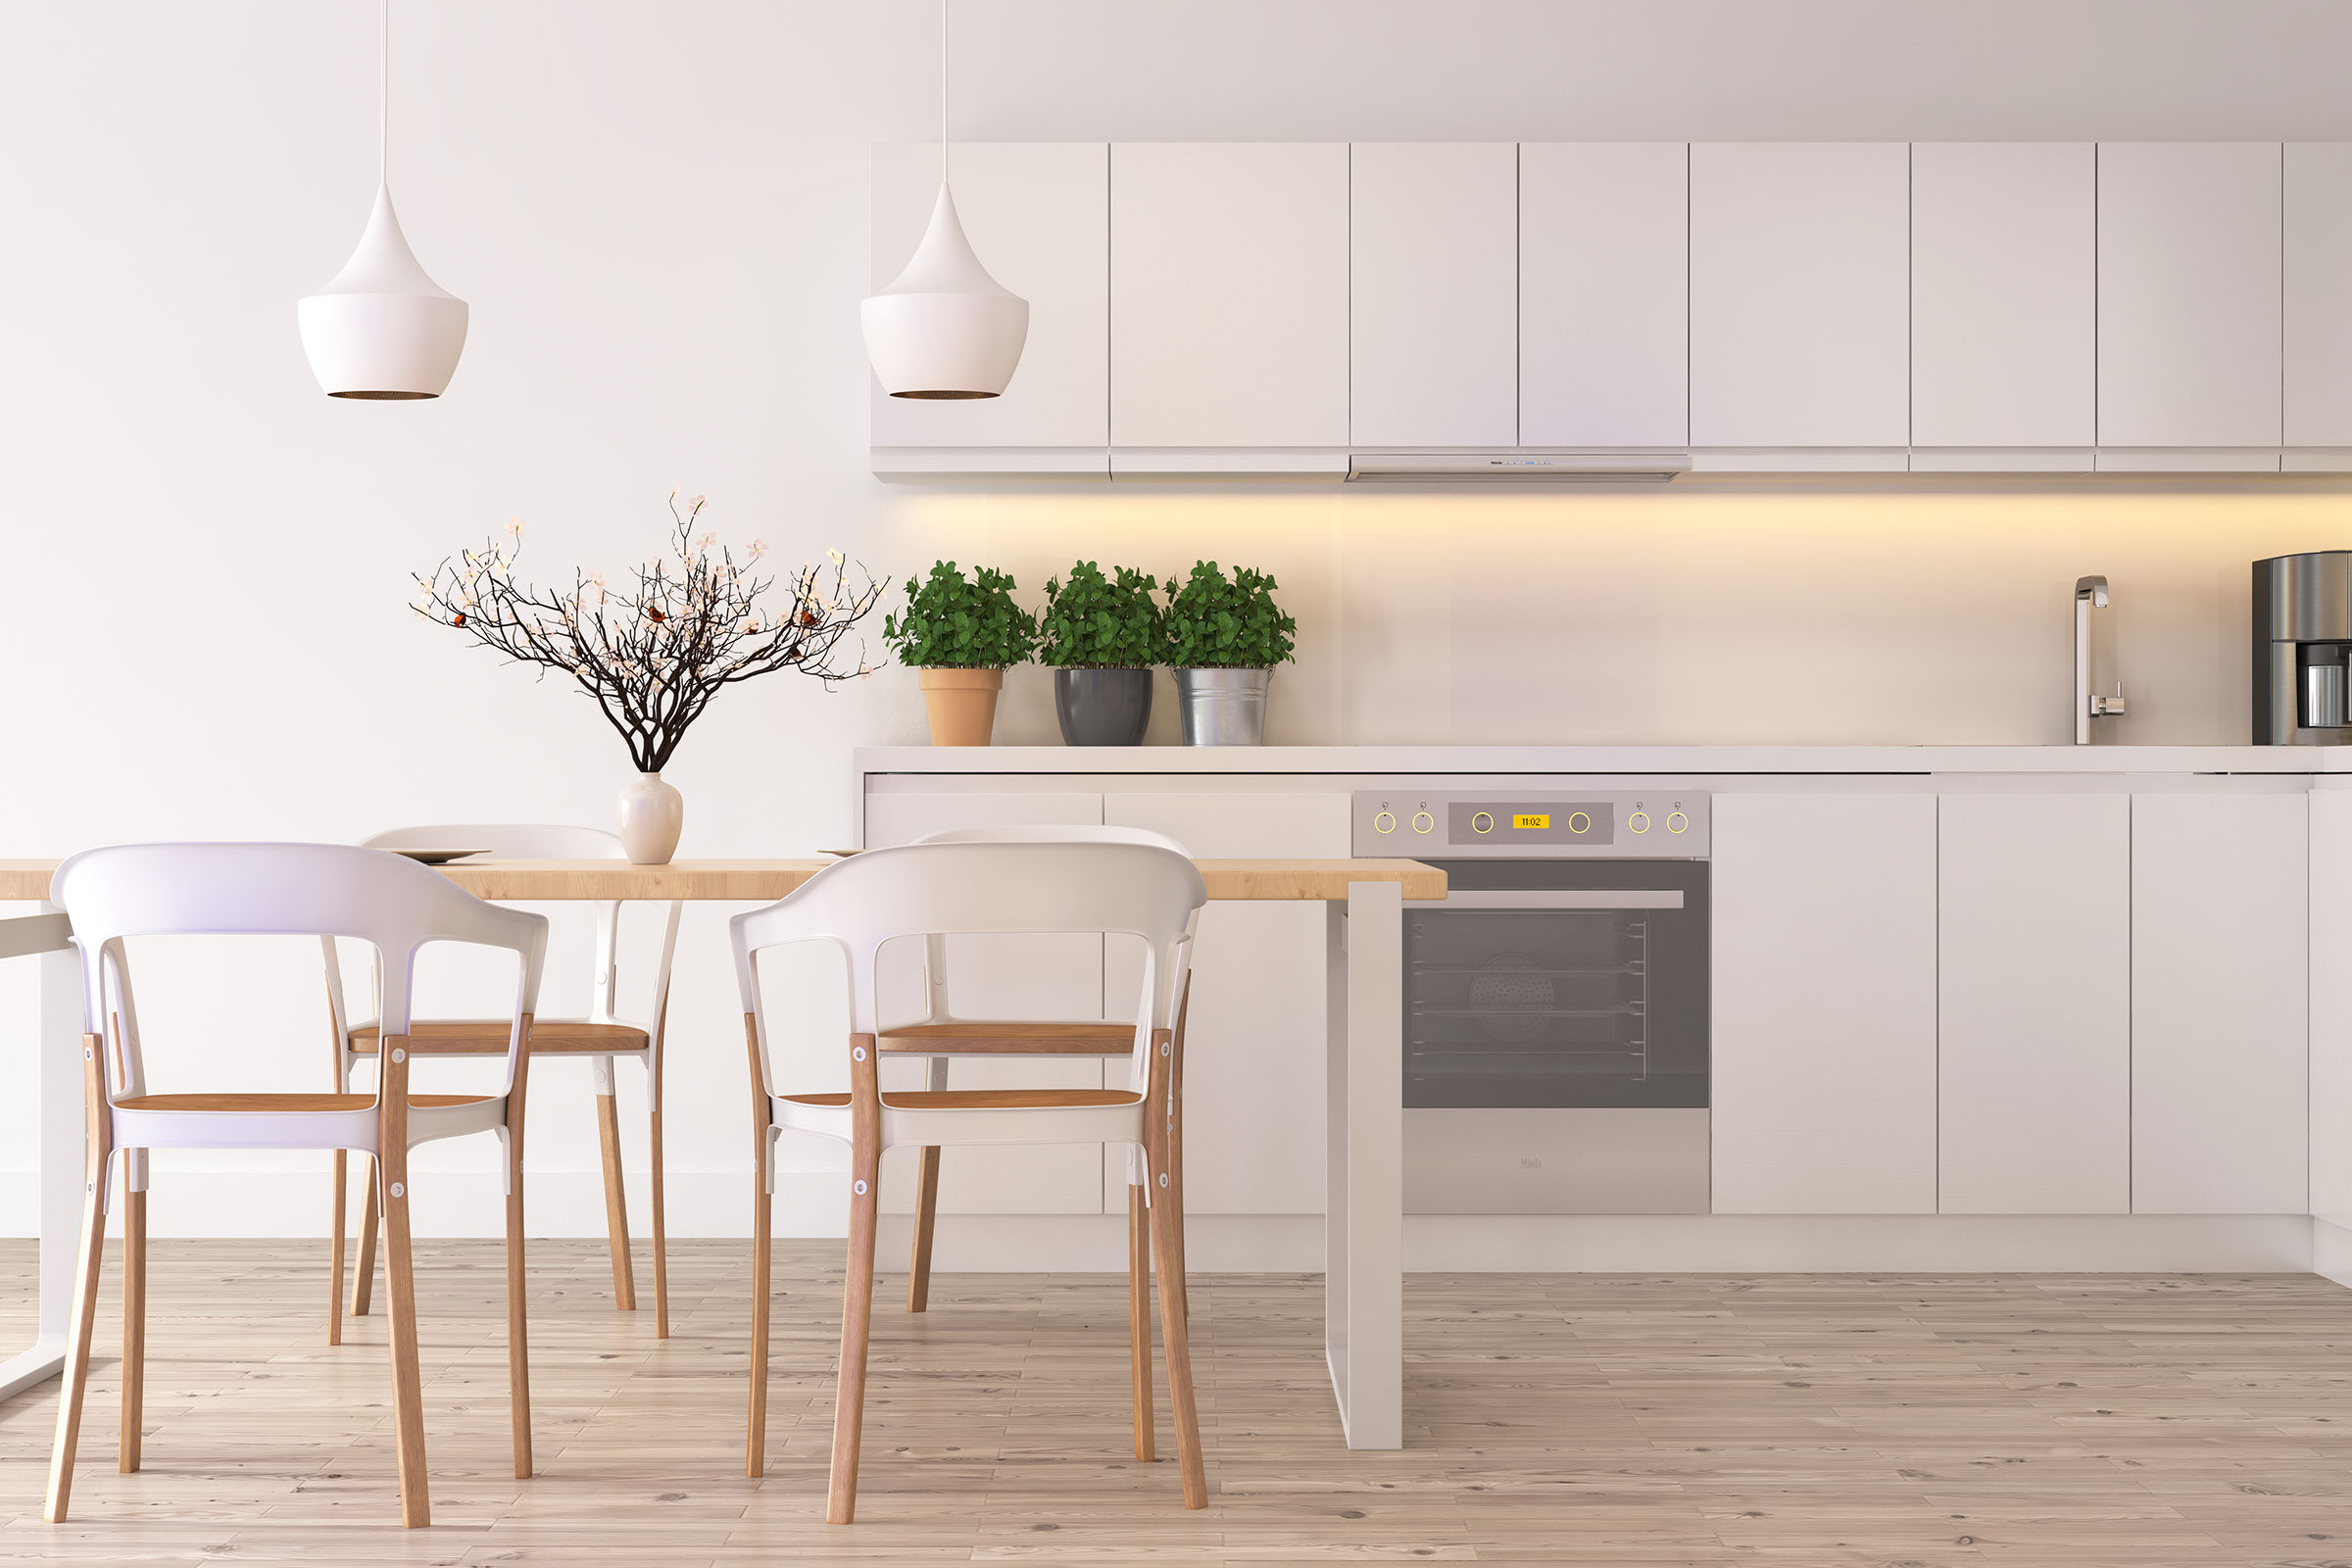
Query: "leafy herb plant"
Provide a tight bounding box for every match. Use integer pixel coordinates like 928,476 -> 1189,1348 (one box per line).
882,561 -> 1038,668
1038,562 -> 1164,668
1162,561 -> 1298,668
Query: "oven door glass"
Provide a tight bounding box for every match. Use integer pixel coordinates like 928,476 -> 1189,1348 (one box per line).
1405,860 -> 1707,1109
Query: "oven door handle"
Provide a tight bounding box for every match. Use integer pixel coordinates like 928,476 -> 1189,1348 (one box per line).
1437,890 -> 1685,909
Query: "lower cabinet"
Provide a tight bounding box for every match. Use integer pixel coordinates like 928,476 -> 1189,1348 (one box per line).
1710,791 -> 1939,1213
2131,791 -> 2309,1214
860,790 -> 1111,1217
1102,792 -> 1350,1215
1937,792 -> 2131,1213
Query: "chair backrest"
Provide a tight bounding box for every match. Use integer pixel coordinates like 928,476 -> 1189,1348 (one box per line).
54,842 -> 548,1100
363,823 -> 625,860
355,823 -> 677,1032
912,823 -> 1193,856
905,824 -> 1197,1024
733,840 -> 1205,1096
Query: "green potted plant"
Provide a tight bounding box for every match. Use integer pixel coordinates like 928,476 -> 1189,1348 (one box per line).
1163,561 -> 1298,746
1038,562 -> 1163,746
882,561 -> 1038,746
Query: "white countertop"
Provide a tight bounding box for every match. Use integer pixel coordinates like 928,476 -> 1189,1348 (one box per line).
858,744 -> 2343,775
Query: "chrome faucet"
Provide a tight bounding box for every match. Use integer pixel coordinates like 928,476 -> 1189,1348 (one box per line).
2074,575 -> 2127,744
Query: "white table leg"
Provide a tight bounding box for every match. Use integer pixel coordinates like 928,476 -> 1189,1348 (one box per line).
0,906 -> 77,1401
1325,881 -> 1402,1449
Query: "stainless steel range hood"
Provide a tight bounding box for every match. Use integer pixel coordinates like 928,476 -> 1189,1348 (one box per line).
1346,453 -> 1690,483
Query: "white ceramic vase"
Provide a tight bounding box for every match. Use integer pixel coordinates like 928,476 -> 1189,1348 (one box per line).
617,772 -> 684,865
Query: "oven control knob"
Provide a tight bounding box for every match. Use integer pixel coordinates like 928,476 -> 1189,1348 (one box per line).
1567,810 -> 1591,835
1628,810 -> 1650,833
1666,810 -> 1689,834
1372,810 -> 1396,835
1471,810 -> 1494,835
1411,810 -> 1435,835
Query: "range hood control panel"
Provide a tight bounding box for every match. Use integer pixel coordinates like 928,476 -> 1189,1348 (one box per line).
1351,790 -> 1710,858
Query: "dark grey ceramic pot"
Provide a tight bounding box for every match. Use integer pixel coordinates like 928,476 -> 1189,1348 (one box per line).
1054,667 -> 1153,746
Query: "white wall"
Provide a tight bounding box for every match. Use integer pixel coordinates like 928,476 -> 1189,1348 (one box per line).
6,1 -> 2352,1239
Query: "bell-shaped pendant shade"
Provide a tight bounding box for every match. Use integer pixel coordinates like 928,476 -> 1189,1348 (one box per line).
861,184 -> 1028,399
298,184 -> 469,400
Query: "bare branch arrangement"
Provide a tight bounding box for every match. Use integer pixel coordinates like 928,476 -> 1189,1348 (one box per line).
415,494 -> 884,772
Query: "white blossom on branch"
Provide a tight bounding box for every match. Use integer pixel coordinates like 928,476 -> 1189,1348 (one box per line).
415,493 -> 884,772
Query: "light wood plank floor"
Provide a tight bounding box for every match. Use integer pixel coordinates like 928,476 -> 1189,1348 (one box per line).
5,1242 -> 2352,1564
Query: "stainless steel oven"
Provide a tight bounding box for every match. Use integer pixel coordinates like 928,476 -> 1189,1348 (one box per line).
1352,790 -> 1710,1214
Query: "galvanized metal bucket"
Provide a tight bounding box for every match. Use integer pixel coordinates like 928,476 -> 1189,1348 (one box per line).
1174,667 -> 1272,745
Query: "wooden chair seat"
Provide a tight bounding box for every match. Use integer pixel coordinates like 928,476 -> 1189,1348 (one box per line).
114,1092 -> 497,1112
876,1022 -> 1135,1054
349,1020 -> 650,1054
779,1088 -> 1145,1110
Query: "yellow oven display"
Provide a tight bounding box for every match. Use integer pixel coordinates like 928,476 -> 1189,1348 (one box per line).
1512,813 -> 1550,829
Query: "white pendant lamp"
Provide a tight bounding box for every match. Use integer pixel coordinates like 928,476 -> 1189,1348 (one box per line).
298,0 -> 467,399
861,0 -> 1028,399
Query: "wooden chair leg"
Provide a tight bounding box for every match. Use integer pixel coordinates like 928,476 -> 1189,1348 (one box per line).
503,1053 -> 534,1479
827,1033 -> 884,1526
906,1146 -> 942,1313
45,1035 -> 113,1524
1128,1182 -> 1155,1462
745,1014 -> 773,1480
119,1179 -> 147,1474
1146,1156 -> 1207,1509
907,1055 -> 947,1313
596,1088 -> 637,1312
376,1045 -> 430,1529
352,1155 -> 379,1317
328,1148 -> 348,1345
747,1162 -> 772,1478
649,1102 -> 669,1341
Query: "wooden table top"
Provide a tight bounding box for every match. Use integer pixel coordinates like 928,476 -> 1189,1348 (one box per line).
0,856 -> 1446,904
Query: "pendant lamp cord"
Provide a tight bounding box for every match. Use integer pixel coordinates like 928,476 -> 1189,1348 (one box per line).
378,0 -> 389,186
939,0 -> 949,188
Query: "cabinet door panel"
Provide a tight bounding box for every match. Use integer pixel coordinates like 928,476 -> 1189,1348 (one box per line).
869,143 -> 1108,451
2132,792 -> 2308,1214
2097,142 -> 2282,450
862,791 -> 1108,1215
1938,793 -> 2129,1213
1690,143 -> 1910,450
1712,791 -> 1937,1213
2286,143 -> 2352,447
1103,792 -> 1349,1215
1519,142 -> 1689,449
1911,143 -> 2096,450
1350,143 -> 1517,448
1111,143 -> 1348,450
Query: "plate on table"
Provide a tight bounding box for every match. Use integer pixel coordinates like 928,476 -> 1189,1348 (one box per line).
386,848 -> 489,865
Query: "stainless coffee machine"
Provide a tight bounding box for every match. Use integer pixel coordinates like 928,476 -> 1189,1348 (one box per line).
2254,551 -> 2352,744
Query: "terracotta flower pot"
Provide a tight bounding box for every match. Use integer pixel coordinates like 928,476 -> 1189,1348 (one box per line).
918,666 -> 1004,746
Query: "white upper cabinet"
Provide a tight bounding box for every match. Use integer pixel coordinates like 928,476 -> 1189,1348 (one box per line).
1689,142 -> 1910,458
1910,142 -> 2096,461
1349,143 -> 1517,449
2096,142 -> 2282,461
1110,143 -> 1349,466
1519,142 -> 1689,450
2286,143 -> 2352,453
869,143 -> 1109,471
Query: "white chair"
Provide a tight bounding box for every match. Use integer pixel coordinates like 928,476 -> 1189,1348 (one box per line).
737,839 -> 1209,1522
44,842 -> 548,1530
326,824 -> 682,1340
886,824 -> 1199,1457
